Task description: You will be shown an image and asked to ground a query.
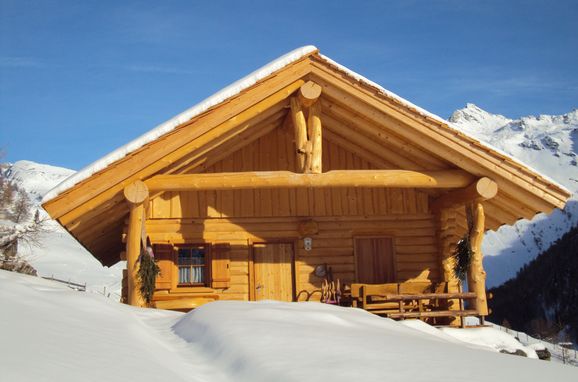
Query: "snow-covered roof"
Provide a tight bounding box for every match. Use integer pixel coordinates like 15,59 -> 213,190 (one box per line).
42,45 -> 570,203
42,46 -> 318,202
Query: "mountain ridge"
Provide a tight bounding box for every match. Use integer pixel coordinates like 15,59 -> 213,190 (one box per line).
450,104 -> 578,287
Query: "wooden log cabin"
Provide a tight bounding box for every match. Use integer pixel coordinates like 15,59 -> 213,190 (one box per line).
42,46 -> 570,321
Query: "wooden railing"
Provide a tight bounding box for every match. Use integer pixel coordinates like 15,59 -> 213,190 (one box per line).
350,281 -> 479,326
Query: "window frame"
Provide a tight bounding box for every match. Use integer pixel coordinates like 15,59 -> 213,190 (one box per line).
175,244 -> 211,287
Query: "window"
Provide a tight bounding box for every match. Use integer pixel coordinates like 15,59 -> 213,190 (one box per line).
177,245 -> 208,286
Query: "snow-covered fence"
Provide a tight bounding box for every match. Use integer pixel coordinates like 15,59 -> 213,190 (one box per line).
492,323 -> 577,365
96,285 -> 121,300
42,275 -> 86,292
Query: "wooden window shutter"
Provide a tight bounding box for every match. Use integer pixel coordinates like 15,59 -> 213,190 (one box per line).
211,243 -> 231,289
153,244 -> 174,290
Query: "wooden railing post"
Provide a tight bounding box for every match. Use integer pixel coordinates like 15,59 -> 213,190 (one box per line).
124,181 -> 148,307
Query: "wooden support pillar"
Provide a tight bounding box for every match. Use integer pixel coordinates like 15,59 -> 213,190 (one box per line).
467,202 -> 489,316
290,97 -> 308,172
308,101 -> 322,174
290,81 -> 323,173
438,208 -> 458,284
124,181 -> 148,307
437,207 -> 461,326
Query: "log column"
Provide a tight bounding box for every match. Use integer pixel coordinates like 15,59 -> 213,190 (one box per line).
467,202 -> 489,316
437,207 -> 461,326
438,208 -> 458,284
290,80 -> 322,173
435,177 -> 497,324
124,180 -> 149,307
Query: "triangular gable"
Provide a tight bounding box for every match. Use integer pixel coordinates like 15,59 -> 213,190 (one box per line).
41,46 -> 571,265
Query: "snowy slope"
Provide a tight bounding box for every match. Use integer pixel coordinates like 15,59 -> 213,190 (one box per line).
450,105 -> 578,287
1,269 -> 576,382
3,160 -> 124,296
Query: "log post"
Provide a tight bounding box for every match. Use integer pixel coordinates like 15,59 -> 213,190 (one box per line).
437,207 -> 461,326
308,101 -> 322,174
290,81 -> 323,173
467,202 -> 489,316
290,97 -> 308,172
123,180 -> 148,307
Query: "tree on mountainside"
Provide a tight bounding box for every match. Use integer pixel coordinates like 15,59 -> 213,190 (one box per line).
0,162 -> 45,275
489,225 -> 578,345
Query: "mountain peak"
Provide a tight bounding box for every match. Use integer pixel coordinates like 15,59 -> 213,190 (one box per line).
449,104 -> 511,132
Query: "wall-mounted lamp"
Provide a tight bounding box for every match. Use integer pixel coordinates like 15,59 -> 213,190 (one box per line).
304,237 -> 313,251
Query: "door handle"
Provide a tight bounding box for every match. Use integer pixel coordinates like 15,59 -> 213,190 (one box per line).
256,284 -> 264,290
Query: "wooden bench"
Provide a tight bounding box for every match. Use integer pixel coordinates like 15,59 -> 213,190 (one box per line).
350,281 -> 478,326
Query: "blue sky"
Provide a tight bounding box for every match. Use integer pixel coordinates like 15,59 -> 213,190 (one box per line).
1,0 -> 577,170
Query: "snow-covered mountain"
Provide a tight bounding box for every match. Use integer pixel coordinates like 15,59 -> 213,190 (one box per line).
2,160 -> 124,296
450,104 -> 578,287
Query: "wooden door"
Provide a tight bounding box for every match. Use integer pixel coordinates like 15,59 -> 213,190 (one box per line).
355,237 -> 395,284
253,243 -> 295,301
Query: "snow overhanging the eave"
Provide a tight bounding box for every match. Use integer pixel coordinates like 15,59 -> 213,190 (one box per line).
43,45 -> 570,205
317,54 -> 571,198
42,46 -> 318,203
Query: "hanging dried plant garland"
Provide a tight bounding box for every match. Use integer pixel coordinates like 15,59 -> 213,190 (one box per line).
137,245 -> 160,305
452,204 -> 474,280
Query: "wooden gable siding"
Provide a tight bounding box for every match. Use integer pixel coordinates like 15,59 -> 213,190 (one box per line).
307,60 -> 566,220
146,215 -> 440,302
45,60 -> 313,226
148,127 -> 430,219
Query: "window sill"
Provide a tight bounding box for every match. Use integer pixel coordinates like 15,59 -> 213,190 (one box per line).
171,286 -> 215,294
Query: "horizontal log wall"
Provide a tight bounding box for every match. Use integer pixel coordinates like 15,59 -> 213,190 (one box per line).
146,215 -> 441,302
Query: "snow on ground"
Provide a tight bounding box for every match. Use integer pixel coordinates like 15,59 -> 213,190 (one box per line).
440,326 -> 538,358
4,160 -> 124,296
1,270 -> 575,382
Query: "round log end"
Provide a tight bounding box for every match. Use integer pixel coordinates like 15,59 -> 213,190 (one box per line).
298,81 -> 322,107
123,180 -> 149,204
476,177 -> 498,200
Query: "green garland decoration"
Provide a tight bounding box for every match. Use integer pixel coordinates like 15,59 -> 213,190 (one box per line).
453,234 -> 472,280
137,247 -> 160,305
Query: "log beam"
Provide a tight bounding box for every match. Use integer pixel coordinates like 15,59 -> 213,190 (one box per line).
467,202 -> 489,316
431,177 -> 498,212
298,80 -> 322,107
123,180 -> 149,204
124,182 -> 147,307
145,170 -> 475,192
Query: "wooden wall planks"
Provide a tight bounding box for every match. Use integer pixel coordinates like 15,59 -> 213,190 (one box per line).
149,127 -> 430,219
147,215 -> 440,302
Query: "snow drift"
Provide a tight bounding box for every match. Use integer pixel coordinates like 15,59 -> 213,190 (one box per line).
2,270 -> 575,382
